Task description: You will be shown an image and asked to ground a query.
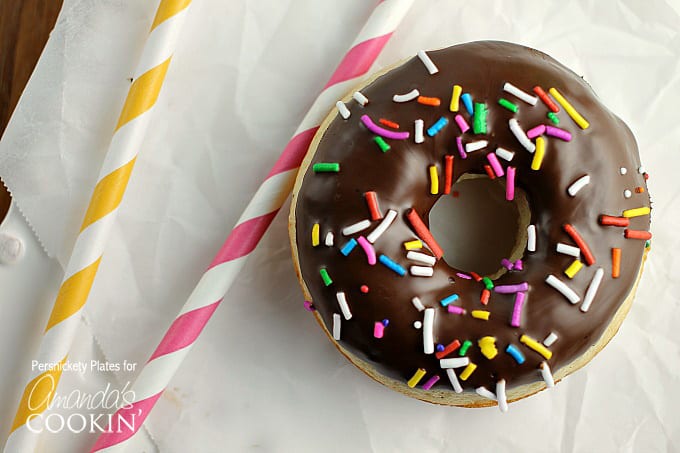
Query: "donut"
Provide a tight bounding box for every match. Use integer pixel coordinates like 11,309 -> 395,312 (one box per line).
289,41 -> 651,410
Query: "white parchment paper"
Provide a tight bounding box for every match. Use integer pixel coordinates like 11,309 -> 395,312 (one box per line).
0,0 -> 678,451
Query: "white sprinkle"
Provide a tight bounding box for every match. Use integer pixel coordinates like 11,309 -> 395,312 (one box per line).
624,189 -> 632,199
411,296 -> 426,312
335,101 -> 350,119
336,292 -> 352,320
496,379 -> 509,413
414,119 -> 424,143
393,88 -> 420,103
545,274 -> 580,304
413,321 -> 423,329
367,209 -> 397,243
342,219 -> 371,236
543,332 -> 559,347
332,313 -> 341,340
527,225 -> 537,252
417,49 -> 439,74
353,91 -> 368,106
541,362 -> 555,388
556,242 -> 581,258
495,147 -> 515,161
465,140 -> 488,153
619,167 -> 628,175
446,369 -> 463,393
410,266 -> 434,277
567,174 -> 590,197
324,232 -> 334,247
638,165 -> 646,174
475,386 -> 497,401
581,267 -> 604,313
503,82 -> 538,105
509,118 -> 536,153
439,357 -> 470,369
423,308 -> 435,354
0,234 -> 24,264
407,251 -> 437,266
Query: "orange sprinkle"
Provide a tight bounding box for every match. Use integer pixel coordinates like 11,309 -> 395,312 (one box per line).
417,96 -> 441,106
444,155 -> 454,195
612,248 -> 621,278
378,118 -> 400,129
635,186 -> 645,193
364,191 -> 382,221
470,271 -> 482,282
484,164 -> 496,180
480,289 -> 490,305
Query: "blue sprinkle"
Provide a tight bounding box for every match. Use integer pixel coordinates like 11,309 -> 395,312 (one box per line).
378,254 -> 406,276
382,319 -> 390,327
340,238 -> 358,256
461,93 -> 474,115
506,344 -> 525,364
426,116 -> 449,137
440,293 -> 459,307
436,344 -> 445,352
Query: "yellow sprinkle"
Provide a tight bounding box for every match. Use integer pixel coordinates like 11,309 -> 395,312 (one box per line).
404,240 -> 423,250
549,88 -> 589,129
478,336 -> 498,359
429,165 -> 439,195
459,362 -> 477,381
531,136 -> 546,170
564,259 -> 583,279
407,368 -> 427,388
471,310 -> 490,321
622,206 -> 651,218
520,334 -> 553,360
450,84 -> 462,112
311,223 -> 320,247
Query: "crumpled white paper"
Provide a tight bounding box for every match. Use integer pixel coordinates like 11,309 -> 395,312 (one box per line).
1,0 -> 679,451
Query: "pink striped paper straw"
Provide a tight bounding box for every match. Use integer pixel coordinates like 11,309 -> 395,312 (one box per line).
90,1 -> 413,450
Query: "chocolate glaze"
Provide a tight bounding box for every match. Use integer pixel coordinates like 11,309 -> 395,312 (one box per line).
293,42 -> 650,394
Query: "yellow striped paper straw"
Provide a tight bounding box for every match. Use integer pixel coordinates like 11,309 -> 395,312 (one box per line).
4,1 -> 191,451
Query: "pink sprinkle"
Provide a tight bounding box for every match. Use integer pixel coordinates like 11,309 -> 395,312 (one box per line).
487,153 -> 505,177
495,282 -> 529,293
422,374 -> 441,390
506,166 -> 516,201
448,305 -> 466,315
360,285 -> 370,293
511,292 -> 526,327
456,136 -> 467,159
501,258 -> 514,270
454,114 -> 470,133
514,259 -> 523,271
545,125 -> 572,141
456,272 -> 472,280
304,301 -> 315,311
357,236 -> 377,265
526,124 -> 546,139
361,115 -> 410,140
373,321 -> 385,338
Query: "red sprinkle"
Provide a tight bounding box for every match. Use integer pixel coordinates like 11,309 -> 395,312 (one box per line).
444,155 -> 454,195
417,96 -> 441,106
364,191 -> 382,221
533,85 -> 559,112
470,271 -> 482,282
406,208 -> 444,259
484,164 -> 496,179
360,285 -> 369,293
599,215 -> 629,227
563,223 -> 596,266
480,289 -> 490,305
643,173 -> 649,180
379,118 -> 400,129
625,229 -> 652,240
435,339 -> 461,359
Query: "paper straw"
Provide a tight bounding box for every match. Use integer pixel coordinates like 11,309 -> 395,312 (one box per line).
3,1 -> 192,452
90,1 -> 413,450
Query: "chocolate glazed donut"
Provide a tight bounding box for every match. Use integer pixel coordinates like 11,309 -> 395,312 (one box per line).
289,41 -> 651,409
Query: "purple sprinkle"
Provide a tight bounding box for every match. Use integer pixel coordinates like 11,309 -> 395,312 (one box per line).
526,124 -> 546,139
456,272 -> 472,280
514,259 -> 523,271
501,258 -> 514,270
382,319 -> 390,327
448,305 -> 466,315
303,301 -> 315,311
494,282 -> 529,294
421,374 -> 441,390
436,344 -> 445,352
511,292 -> 526,327
361,115 -> 410,140
456,136 -> 467,159
545,125 -> 572,141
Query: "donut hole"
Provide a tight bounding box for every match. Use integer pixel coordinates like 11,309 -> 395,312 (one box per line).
429,174 -> 529,278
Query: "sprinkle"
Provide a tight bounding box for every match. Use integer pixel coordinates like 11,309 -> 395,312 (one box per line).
454,114 -> 470,133
379,254 -> 406,276
436,339 -> 461,359
413,321 -> 422,329
541,362 -> 555,388
411,296 -> 426,312
393,88 -> 419,103
635,186 -> 645,193
447,305 -> 466,315
563,223 -> 595,265
498,98 -> 519,113
470,272 -> 482,282
360,285 -> 369,293
526,124 -> 546,139
407,251 -> 437,266
320,268 -> 333,286
564,259 -> 583,279
482,276 -> 494,290
511,292 -> 526,327
342,219 -> 371,236
417,49 -> 439,74
475,386 -> 497,401
336,101 -> 350,119
480,289 -> 491,305
556,242 -> 581,258
459,340 -> 473,356
414,119 -> 425,143
456,272 -> 472,280
303,301 -> 315,311
533,85 -> 559,112
445,369 -> 463,393
407,368 -> 428,388
404,239 -> 423,250
427,116 -> 449,136
545,125 -> 572,141
520,334 -> 553,360
423,308 -> 435,354
364,191 -> 382,221
567,175 -> 590,197
638,165 -> 646,174
340,238 -> 358,256
357,236 -> 377,265
379,118 -> 400,129
505,344 -> 525,364
503,82 -> 538,105
599,215 -> 629,227
440,293 -> 460,306
531,136 -> 546,170
495,147 -> 515,161
545,274 -> 580,304
410,266 -> 434,277
418,96 -> 441,106
625,229 -> 652,240
496,379 -> 508,412
581,267 -> 604,312
501,258 -> 514,270
547,112 -> 560,124
471,310 -> 490,321
619,167 -> 628,175
459,363 -> 477,381
506,166 -> 516,201
353,91 -> 368,106
311,223 -> 320,246
486,153 -> 505,177
332,313 -> 341,340
325,232 -> 334,247
456,136 -> 467,159
367,209 -> 397,243
336,292 -> 352,320
440,357 -> 470,368
444,155 -> 454,194
429,165 -> 439,194
405,208 -> 444,259
421,374 -> 440,390
527,225 -> 537,252
461,93 -> 474,115
494,282 -> 529,294
466,140 -> 488,153
373,136 -> 391,152
514,259 -> 523,271
373,322 -> 385,339
484,165 -> 495,180
313,163 -> 340,173
478,336 -> 498,359
548,87 -> 589,129
450,85 -> 462,112
622,206 -> 651,218
612,248 -> 621,278
473,102 -> 488,134
509,118 -> 536,152
361,115 -> 410,140
543,332 -> 558,347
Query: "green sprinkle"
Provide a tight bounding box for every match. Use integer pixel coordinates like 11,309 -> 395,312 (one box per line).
373,136 -> 391,152
547,111 -> 560,125
645,239 -> 651,249
319,268 -> 333,286
498,98 -> 518,113
482,276 -> 494,290
459,340 -> 473,356
313,163 -> 340,173
472,102 -> 487,134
